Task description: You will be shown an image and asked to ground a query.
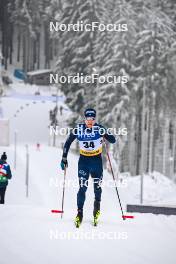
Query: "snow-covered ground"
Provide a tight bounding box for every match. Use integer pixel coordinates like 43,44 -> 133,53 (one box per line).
0,82 -> 176,264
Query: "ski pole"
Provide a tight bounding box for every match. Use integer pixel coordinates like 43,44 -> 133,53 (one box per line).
103,138 -> 133,220
61,167 -> 66,219
51,167 -> 66,217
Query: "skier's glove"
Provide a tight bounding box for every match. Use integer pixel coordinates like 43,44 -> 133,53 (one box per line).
60,157 -> 68,170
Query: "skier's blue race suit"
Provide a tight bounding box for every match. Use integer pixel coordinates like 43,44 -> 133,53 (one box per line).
0,159 -> 12,204
62,123 -> 116,210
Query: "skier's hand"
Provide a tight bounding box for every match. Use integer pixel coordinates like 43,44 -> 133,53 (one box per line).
60,158 -> 68,170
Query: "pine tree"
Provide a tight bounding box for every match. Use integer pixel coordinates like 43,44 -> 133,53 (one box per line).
55,0 -> 97,125
134,3 -> 176,174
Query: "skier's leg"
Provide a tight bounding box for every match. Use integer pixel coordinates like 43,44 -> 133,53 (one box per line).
92,174 -> 102,217
77,159 -> 90,211
0,187 -> 6,204
91,158 -> 103,204
91,158 -> 103,221
91,173 -> 102,225
75,159 -> 89,227
93,174 -> 103,202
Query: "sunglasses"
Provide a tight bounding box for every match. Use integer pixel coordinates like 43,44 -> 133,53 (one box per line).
85,117 -> 95,121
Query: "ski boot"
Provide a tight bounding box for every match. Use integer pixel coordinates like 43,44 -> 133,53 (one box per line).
93,200 -> 100,226
75,209 -> 83,228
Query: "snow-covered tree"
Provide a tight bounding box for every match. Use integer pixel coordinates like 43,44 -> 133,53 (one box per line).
55,0 -> 97,125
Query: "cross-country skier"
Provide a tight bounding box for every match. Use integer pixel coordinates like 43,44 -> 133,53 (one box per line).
60,108 -> 116,227
0,152 -> 12,204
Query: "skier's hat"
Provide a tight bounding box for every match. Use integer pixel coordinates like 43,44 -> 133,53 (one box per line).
1,152 -> 7,161
84,108 -> 96,118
